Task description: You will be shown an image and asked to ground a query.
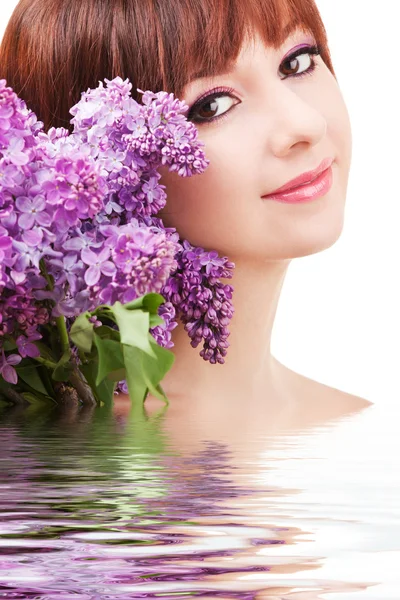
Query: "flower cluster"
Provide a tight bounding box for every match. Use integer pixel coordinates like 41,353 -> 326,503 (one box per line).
0,76 -> 235,389
162,240 -> 235,364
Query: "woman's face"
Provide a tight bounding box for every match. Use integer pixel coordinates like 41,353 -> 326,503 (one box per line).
157,26 -> 352,262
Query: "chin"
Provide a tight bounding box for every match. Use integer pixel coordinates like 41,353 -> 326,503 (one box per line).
291,211 -> 345,258
264,206 -> 345,260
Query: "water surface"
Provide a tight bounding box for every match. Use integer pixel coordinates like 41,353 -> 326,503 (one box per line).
0,397 -> 398,599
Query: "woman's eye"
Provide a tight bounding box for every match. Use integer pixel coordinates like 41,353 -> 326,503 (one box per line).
187,46 -> 321,125
188,94 -> 239,124
279,45 -> 321,78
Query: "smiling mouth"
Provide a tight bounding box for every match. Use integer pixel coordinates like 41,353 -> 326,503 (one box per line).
265,157 -> 335,196
262,164 -> 334,204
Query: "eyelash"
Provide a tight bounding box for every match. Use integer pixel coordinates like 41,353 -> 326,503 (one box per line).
187,44 -> 322,127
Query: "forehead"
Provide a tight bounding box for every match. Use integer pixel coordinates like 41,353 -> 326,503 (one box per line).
187,21 -> 312,85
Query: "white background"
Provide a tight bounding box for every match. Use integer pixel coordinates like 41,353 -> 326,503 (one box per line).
1,0 -> 399,407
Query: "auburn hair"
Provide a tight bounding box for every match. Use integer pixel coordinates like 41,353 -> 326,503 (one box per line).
0,0 -> 336,131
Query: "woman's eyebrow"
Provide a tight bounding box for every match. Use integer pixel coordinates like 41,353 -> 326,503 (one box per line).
188,60 -> 236,85
187,20 -> 302,84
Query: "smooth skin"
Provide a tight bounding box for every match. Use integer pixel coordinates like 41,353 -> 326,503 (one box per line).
114,26 -> 372,443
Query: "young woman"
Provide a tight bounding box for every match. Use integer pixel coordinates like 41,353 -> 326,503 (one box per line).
0,0 -> 371,435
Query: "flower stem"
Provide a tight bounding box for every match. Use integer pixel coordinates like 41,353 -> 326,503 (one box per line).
38,258 -> 96,406
56,315 -> 70,356
39,258 -> 54,291
0,387 -> 29,405
69,363 -> 97,406
34,356 -> 58,369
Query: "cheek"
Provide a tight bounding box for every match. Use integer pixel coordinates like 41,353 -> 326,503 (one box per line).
158,143 -> 255,251
340,101 -> 352,171
327,97 -> 353,207
307,74 -> 353,197
156,78 -> 353,260
321,78 -> 353,170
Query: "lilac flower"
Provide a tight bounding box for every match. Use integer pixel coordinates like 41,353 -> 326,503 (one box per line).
0,350 -> 22,384
41,178 -> 72,204
16,195 -> 52,229
101,148 -> 126,173
126,115 -> 147,138
0,102 -> 14,124
115,379 -> 129,395
54,290 -> 92,318
96,222 -> 179,305
11,240 -> 41,271
48,253 -> 85,294
49,156 -> 106,224
104,196 -> 125,216
16,333 -> 41,358
0,75 -> 236,394
161,240 -> 235,364
142,176 -> 164,206
21,227 -> 44,247
81,247 -> 116,286
62,227 -> 103,252
0,234 -> 12,254
0,163 -> 25,190
88,315 -> 102,328
150,301 -> 178,349
1,137 -> 30,166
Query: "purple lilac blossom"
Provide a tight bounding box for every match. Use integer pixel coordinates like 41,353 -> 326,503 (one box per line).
0,76 -> 235,393
161,240 -> 235,365
0,349 -> 22,384
150,301 -> 178,350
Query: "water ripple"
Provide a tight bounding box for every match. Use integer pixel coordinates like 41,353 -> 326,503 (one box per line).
0,401 -> 398,598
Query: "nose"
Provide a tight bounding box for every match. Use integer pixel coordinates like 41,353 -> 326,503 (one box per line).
265,86 -> 327,158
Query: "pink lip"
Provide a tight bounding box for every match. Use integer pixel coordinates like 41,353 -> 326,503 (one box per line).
263,164 -> 334,204
265,157 -> 334,196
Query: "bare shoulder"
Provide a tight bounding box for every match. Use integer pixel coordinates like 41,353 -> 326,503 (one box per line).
274,357 -> 374,422
320,382 -> 373,413
299,371 -> 373,419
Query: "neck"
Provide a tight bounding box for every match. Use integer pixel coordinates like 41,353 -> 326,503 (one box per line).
161,258 -> 291,404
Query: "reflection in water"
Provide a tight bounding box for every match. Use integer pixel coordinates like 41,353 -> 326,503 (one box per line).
0,399 -> 397,598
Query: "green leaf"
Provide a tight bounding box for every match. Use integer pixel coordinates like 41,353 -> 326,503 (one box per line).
106,367 -> 126,383
112,302 -> 156,358
93,333 -> 125,386
52,350 -> 73,382
123,339 -> 175,405
80,361 -> 115,407
93,325 -> 120,341
35,341 -> 58,363
0,377 -> 11,391
145,338 -> 175,402
143,293 -> 167,313
36,365 -> 56,398
2,339 -> 17,352
120,296 -> 146,311
122,344 -> 149,406
141,293 -> 166,314
70,312 -> 94,353
123,293 -> 165,314
17,366 -> 49,396
149,314 -> 164,328
21,392 -> 50,406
